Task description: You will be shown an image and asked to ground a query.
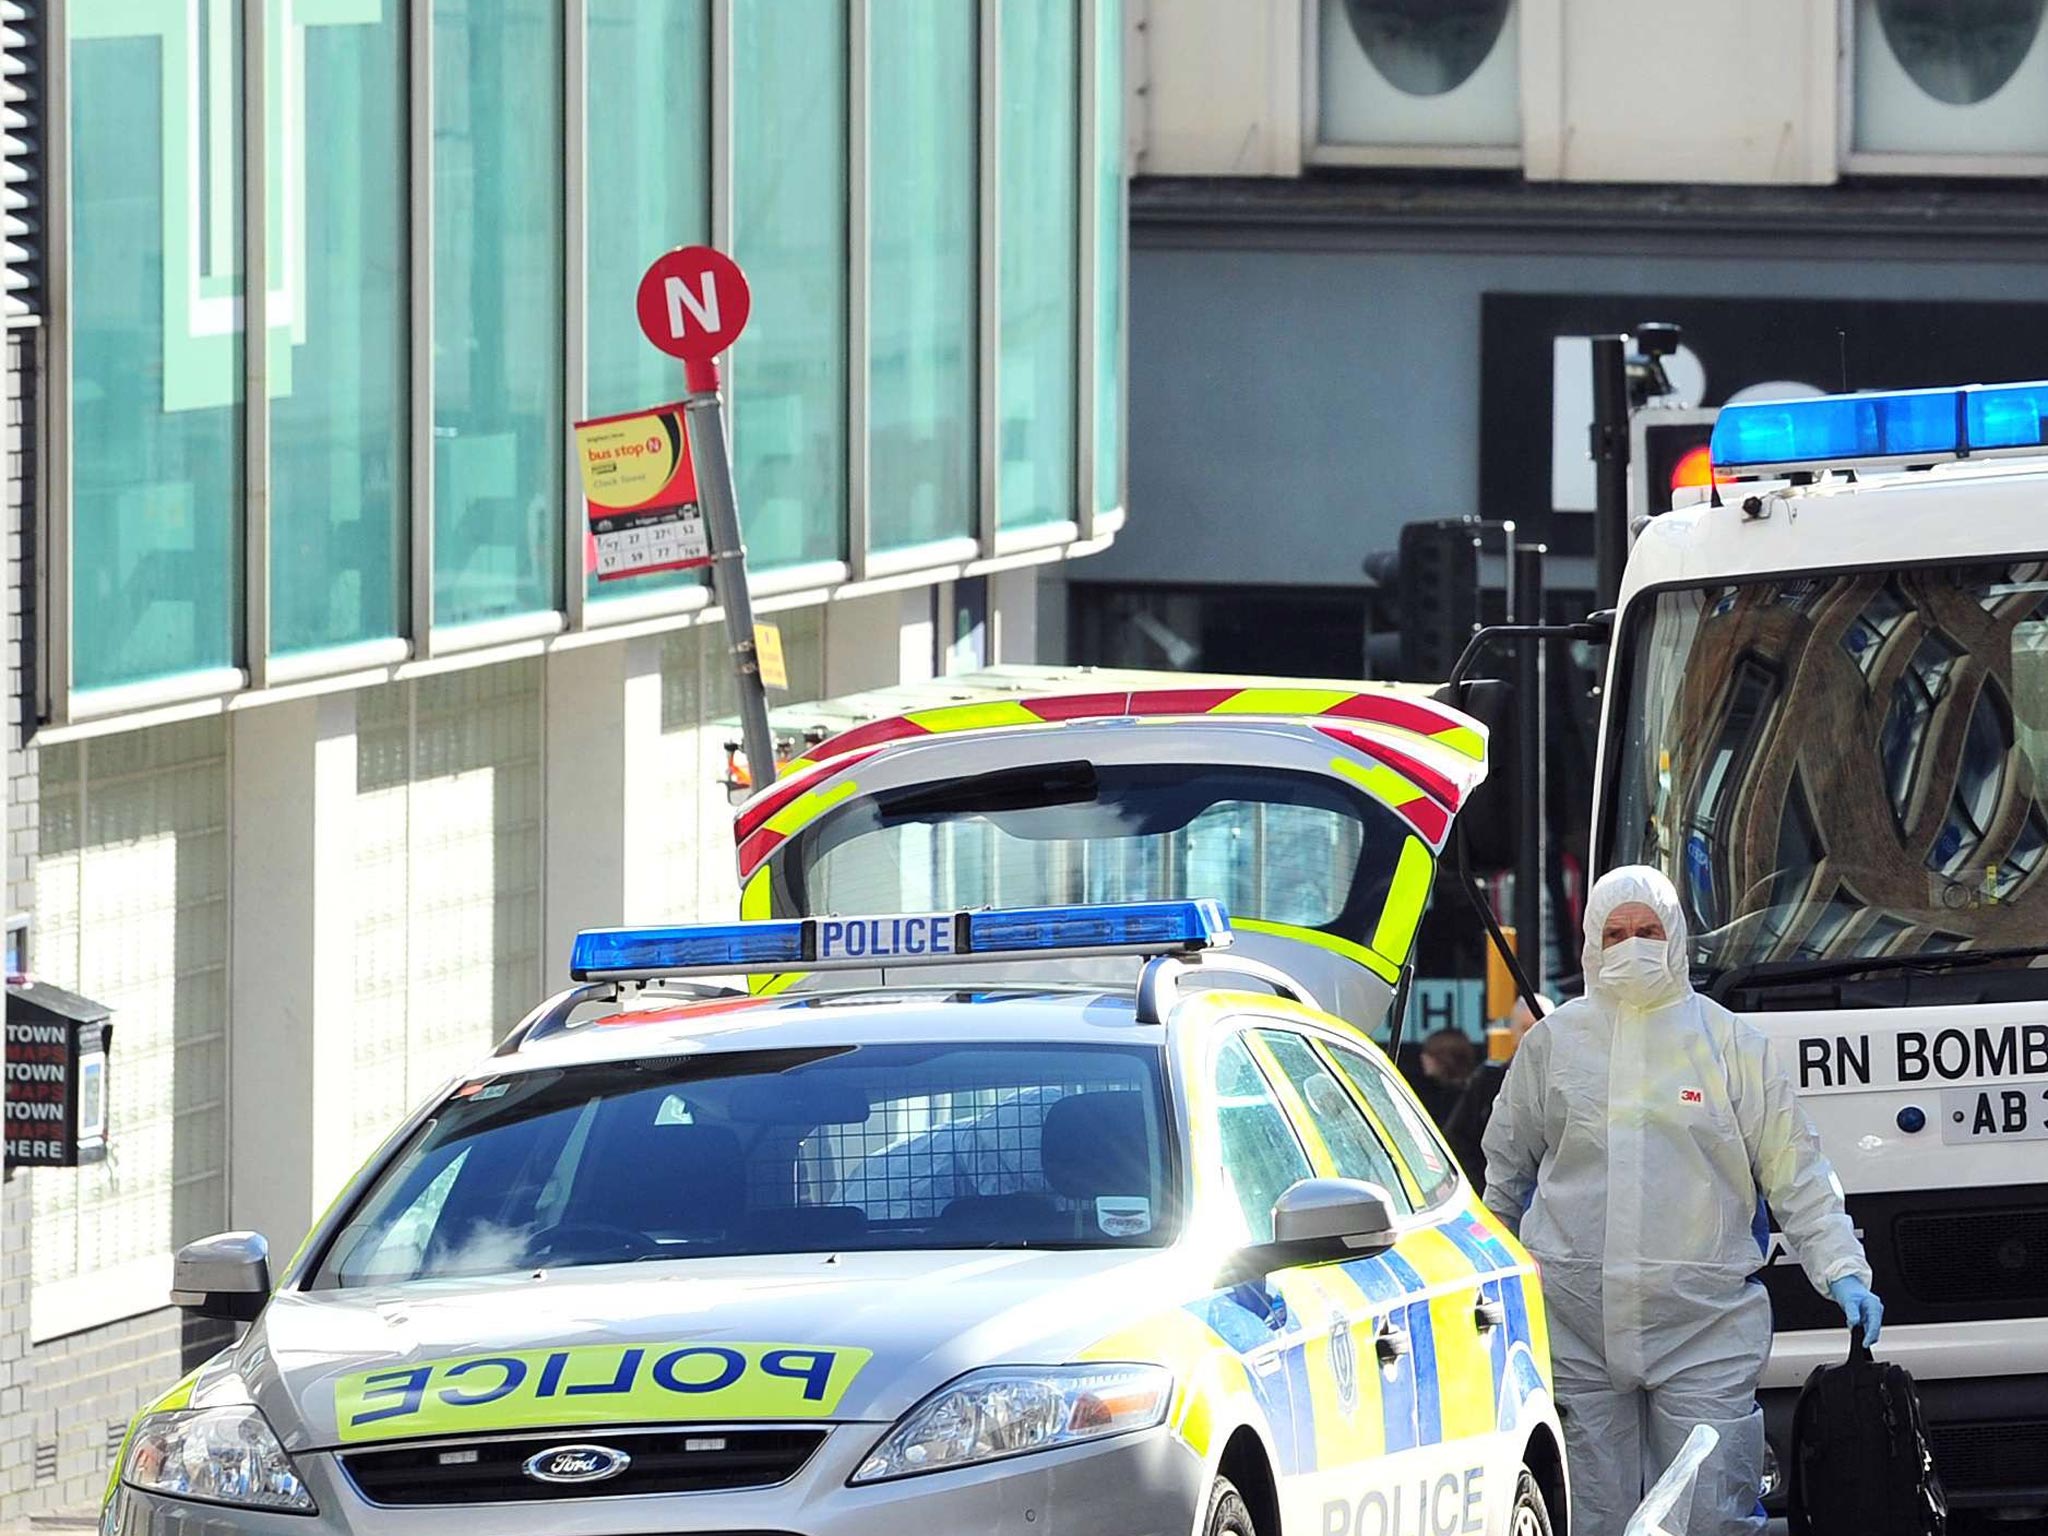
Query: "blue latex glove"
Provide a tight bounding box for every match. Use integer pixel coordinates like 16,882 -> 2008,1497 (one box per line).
1829,1277 -> 1884,1346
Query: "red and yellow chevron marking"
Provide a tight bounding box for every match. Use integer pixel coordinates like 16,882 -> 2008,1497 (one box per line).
780,687 -> 1485,778
737,689 -> 1485,879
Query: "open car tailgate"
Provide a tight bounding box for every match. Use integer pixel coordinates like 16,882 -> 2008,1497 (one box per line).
730,679 -> 1489,1026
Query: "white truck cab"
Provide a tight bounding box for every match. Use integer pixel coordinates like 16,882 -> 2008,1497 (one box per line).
1592,380 -> 2048,1514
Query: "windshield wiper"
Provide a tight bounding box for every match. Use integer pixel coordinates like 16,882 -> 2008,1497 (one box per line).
1706,943 -> 2048,1002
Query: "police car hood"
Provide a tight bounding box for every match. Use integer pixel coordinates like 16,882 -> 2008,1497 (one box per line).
242,1247 -> 1186,1451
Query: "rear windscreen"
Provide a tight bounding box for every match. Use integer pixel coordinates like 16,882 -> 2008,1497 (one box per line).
780,762 -> 1412,940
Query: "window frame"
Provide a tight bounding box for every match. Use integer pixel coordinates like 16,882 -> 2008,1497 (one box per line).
1839,0 -> 2048,179
1299,0 -> 1525,171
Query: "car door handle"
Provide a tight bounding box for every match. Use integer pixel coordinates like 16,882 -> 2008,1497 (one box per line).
1375,1320 -> 1411,1366
1474,1296 -> 1507,1333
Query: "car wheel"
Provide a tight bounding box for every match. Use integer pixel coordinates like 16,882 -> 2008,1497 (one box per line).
1204,1477 -> 1257,1536
1511,1467 -> 1554,1536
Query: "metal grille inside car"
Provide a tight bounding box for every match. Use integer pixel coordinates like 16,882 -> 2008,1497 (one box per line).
341,1428 -> 827,1505
1894,1206 -> 2048,1305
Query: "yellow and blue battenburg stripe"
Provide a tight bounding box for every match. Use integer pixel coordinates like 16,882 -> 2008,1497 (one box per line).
1175,1210 -> 1543,1477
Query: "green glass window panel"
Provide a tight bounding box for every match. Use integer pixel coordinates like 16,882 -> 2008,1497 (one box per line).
433,0 -> 564,629
1094,0 -> 1124,515
998,0 -> 1077,531
269,0 -> 407,656
585,0 -> 711,606
69,10 -> 244,692
868,0 -> 976,554
733,0 -> 847,570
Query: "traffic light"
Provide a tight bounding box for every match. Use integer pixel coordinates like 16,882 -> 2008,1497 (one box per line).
1630,407 -> 1720,518
1396,518 -> 1480,682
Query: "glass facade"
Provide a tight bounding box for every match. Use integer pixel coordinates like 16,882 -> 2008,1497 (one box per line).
998,0 -> 1078,531
69,7 -> 245,693
432,0 -> 565,629
269,0 -> 407,656
585,0 -> 712,604
869,0 -> 977,553
733,0 -> 848,571
55,0 -> 1123,710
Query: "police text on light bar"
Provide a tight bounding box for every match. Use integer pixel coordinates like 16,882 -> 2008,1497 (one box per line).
1709,378 -> 2048,476
568,899 -> 1232,982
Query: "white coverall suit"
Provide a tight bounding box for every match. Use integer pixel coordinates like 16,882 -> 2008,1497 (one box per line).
1481,868 -> 1871,1536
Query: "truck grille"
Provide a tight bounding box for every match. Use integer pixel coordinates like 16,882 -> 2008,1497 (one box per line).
1895,1206 -> 2048,1305
1764,1186 -> 2048,1329
1926,1421 -> 2048,1496
340,1428 -> 827,1505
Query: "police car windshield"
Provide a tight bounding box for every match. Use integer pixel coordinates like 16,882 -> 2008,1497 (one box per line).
311,1042 -> 1176,1287
784,762 -> 1406,938
1607,558 -> 2048,992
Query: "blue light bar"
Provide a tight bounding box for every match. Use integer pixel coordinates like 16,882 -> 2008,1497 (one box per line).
568,899 -> 1231,981
966,901 -> 1227,953
570,921 -> 806,980
1709,379 -> 2048,475
1967,382 -> 2048,451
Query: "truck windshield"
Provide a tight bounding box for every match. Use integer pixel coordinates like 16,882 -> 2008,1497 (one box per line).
779,762 -> 1410,942
1607,558 -> 2048,986
312,1042 -> 1176,1287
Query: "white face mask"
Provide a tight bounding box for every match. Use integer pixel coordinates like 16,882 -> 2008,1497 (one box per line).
1598,934 -> 1671,1005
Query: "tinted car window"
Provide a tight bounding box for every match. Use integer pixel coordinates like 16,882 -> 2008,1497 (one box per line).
789,762 -> 1408,942
1321,1039 -> 1461,1209
1254,1028 -> 1412,1213
1212,1034 -> 1313,1244
313,1042 -> 1174,1286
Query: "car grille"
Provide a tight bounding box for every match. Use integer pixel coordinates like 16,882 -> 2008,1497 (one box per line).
1895,1206 -> 2048,1305
1927,1421 -> 2048,1495
340,1428 -> 827,1505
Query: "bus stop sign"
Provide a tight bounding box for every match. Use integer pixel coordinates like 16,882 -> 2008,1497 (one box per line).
637,246 -> 751,386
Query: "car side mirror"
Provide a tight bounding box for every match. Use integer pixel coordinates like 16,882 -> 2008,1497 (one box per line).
1270,1178 -> 1399,1258
171,1231 -> 271,1323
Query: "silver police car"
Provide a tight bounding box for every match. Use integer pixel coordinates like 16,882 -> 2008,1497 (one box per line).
104,901 -> 1564,1536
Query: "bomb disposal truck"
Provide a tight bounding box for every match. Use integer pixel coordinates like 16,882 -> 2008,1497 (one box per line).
1594,379 -> 2048,1514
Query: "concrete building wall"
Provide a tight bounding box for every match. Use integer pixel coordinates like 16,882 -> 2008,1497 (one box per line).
1132,0 -> 2028,184
1080,234 -> 2048,595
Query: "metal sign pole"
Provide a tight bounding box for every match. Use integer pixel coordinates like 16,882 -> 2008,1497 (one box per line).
683,382 -> 776,787
635,245 -> 774,787
1514,541 -> 1547,995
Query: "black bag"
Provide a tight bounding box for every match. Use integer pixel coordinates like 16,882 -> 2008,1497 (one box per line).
1787,1326 -> 1947,1536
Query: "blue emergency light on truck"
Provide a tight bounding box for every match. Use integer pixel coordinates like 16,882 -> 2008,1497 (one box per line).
1710,378 -> 2048,473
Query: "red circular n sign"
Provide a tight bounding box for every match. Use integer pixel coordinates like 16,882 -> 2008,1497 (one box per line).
636,246 -> 751,364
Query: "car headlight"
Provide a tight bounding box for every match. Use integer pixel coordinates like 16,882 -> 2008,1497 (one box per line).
851,1363 -> 1171,1484
122,1406 -> 317,1513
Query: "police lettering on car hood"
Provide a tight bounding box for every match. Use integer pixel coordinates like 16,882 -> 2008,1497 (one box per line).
237,1247 -> 1183,1451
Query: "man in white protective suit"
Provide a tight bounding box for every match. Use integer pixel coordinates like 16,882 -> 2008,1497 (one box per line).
1481,865 -> 1883,1536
